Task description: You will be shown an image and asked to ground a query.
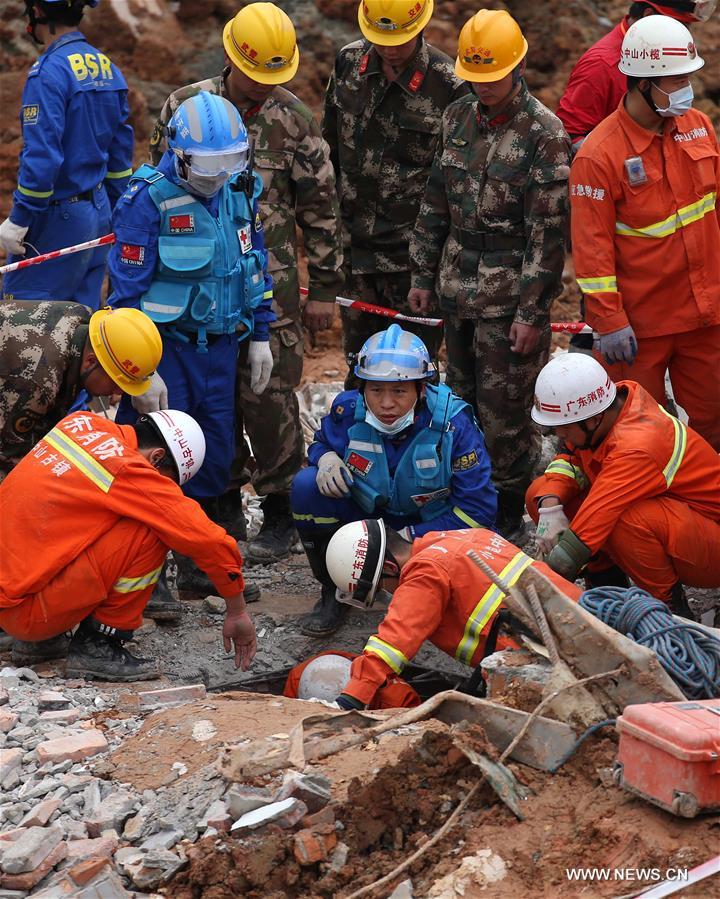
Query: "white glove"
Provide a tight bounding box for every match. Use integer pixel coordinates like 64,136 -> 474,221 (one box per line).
316,451 -> 354,498
536,504 -> 570,555
131,372 -> 168,414
248,340 -> 273,395
0,218 -> 28,256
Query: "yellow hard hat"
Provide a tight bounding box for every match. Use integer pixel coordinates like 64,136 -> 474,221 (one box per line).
88,308 -> 163,397
455,9 -> 528,83
358,0 -> 434,47
223,2 -> 299,86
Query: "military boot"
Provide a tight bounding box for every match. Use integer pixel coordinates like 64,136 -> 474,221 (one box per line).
245,494 -> 298,564
218,488 -> 248,542
11,634 -> 69,666
497,490 -> 529,547
143,562 -> 183,623
297,534 -> 348,637
65,619 -> 161,682
669,583 -> 696,620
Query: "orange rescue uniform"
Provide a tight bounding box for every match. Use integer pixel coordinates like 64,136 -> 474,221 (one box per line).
526,381 -> 720,600
283,651 -> 421,709
0,412 -> 245,640
571,101 -> 720,449
342,529 -> 582,707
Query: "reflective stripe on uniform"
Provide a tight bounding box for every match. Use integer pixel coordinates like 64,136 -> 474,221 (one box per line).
43,428 -> 114,493
576,275 -> 618,294
113,564 -> 163,594
455,551 -> 533,665
658,406 -> 688,487
17,184 -> 54,198
105,168 -> 133,180
365,636 -> 410,674
263,290 -> 273,300
292,511 -> 340,525
544,459 -> 588,489
453,505 -> 482,528
348,440 -> 384,453
615,192 -> 716,240
158,195 -> 196,211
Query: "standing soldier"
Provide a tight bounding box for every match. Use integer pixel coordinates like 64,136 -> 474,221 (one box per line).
0,0 -> 133,310
409,10 -> 571,543
150,2 -> 344,562
571,16 -> 720,451
323,0 -> 468,380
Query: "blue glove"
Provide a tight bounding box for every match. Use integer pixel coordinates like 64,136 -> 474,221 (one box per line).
598,325 -> 637,366
336,693 -> 365,711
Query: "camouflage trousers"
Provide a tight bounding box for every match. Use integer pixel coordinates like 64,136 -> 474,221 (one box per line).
444,315 -> 550,496
341,265 -> 443,387
233,318 -> 305,497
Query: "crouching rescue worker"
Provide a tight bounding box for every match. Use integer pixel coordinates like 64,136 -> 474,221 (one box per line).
526,354 -> 720,613
0,302 -> 161,481
0,410 -> 256,678
321,520 -> 581,710
283,651 -> 421,709
0,0 -> 133,309
291,325 -> 497,637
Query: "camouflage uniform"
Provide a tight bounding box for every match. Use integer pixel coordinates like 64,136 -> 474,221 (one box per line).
410,83 -> 570,509
0,300 -> 89,480
322,39 -> 468,375
151,72 -> 343,497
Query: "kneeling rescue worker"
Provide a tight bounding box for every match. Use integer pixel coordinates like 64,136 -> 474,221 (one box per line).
526,355 -> 720,613
322,520 -> 581,710
0,410 -> 256,678
290,324 -> 497,637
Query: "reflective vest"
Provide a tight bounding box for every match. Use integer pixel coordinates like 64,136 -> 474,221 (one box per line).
132,164 -> 266,350
343,383 -> 468,521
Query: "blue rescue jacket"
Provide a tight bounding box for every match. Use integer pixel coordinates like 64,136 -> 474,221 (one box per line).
127,164 -> 266,349
11,31 -> 133,227
307,384 -> 497,534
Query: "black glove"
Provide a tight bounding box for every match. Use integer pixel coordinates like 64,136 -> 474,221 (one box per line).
336,693 -> 366,711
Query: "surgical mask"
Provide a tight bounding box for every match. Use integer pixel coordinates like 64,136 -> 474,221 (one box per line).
653,83 -> 694,118
365,405 -> 416,435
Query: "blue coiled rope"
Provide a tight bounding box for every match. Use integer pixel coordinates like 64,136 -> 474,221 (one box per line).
579,586 -> 720,700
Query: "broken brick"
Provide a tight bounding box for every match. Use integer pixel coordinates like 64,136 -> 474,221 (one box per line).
293,825 -> 337,865
39,708 -> 81,725
36,729 -> 108,765
301,806 -> 336,829
0,841 -> 67,891
0,710 -> 18,734
64,834 -> 118,862
137,684 -> 206,708
68,856 -> 110,886
19,798 -> 61,828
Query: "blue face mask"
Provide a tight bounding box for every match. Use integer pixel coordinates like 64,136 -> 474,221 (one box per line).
654,83 -> 694,118
365,405 -> 416,435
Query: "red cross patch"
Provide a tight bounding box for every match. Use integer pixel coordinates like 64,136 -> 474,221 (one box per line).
120,243 -> 145,266
169,214 -> 195,234
238,227 -> 252,254
408,70 -> 425,92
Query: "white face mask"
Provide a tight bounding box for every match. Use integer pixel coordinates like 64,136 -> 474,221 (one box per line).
654,83 -> 694,118
365,405 -> 416,435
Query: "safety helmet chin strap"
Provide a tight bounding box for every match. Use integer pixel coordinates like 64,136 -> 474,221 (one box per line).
638,79 -> 665,118
575,412 -> 605,450
24,1 -> 52,44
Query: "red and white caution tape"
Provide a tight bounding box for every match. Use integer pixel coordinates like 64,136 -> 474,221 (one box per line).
0,233 -> 116,276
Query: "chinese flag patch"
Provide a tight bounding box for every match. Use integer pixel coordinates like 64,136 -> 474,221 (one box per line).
346,452 -> 372,476
120,243 -> 145,266
169,214 -> 195,234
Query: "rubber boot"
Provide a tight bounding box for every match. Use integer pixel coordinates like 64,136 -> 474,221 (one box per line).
218,488 -> 248,542
246,494 -> 298,564
11,633 -> 70,666
669,583 -> 696,620
497,490 -> 529,547
65,619 -> 161,682
298,534 -> 349,637
584,565 -> 630,590
143,561 -> 183,622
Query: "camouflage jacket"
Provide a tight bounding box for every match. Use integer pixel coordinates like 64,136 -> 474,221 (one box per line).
410,83 -> 571,324
322,39 -> 468,274
150,73 -> 343,325
0,300 -> 88,475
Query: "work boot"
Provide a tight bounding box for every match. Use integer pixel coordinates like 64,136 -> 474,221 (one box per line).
143,563 -> 183,622
669,583 -> 696,620
175,553 -> 260,602
497,490 -> 529,547
11,634 -> 69,666
218,488 -> 248,542
299,582 -> 350,638
584,565 -> 630,590
65,619 -> 160,682
245,494 -> 298,564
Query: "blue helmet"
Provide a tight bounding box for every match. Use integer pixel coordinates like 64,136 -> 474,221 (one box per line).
168,92 -> 249,178
354,324 -> 435,381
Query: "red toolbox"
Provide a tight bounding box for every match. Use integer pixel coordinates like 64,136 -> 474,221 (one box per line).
615,700 -> 720,817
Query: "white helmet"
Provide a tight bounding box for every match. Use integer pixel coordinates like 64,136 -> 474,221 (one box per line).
619,16 -> 705,77
146,410 -> 206,485
326,519 -> 387,609
297,655 -> 353,701
531,355 -> 616,426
